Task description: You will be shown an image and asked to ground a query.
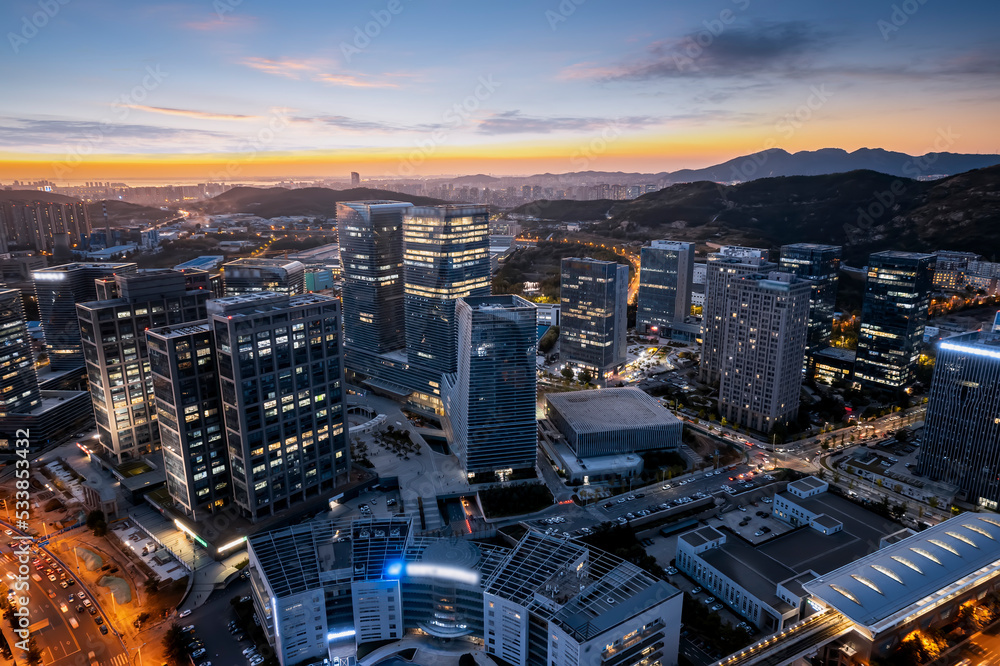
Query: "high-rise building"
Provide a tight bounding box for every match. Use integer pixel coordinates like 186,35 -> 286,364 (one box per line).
779,243 -> 842,356
443,295 -> 537,476
0,199 -> 91,252
717,272 -> 810,432
559,257 -> 628,382
404,205 -> 490,375
209,292 -> 349,521
33,262 -> 137,371
350,171 -> 361,186
700,247 -> 774,384
77,270 -> 210,462
916,323 -> 1000,510
0,289 -> 41,416
337,201 -> 410,354
637,240 -> 695,335
855,251 -> 935,390
146,322 -> 229,519
223,258 -> 305,297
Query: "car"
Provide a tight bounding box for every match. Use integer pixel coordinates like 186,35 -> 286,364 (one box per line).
94,616 -> 103,625
635,493 -> 645,499
250,658 -> 264,666
704,473 -> 713,478
59,603 -> 69,613
69,616 -> 80,629
370,498 -> 377,505
88,606 -> 97,615
192,648 -> 206,658
761,527 -> 771,534
99,624 -> 108,635
240,595 -> 251,603
714,470 -> 722,475
48,574 -> 57,582
182,624 -> 196,632
188,641 -> 204,651
616,498 -> 626,504
197,662 -> 212,666
691,587 -> 702,594
59,580 -> 68,588
704,597 -> 715,604
242,648 -> 257,657
662,484 -> 672,490
3,530 -> 11,536
737,505 -> 746,512
386,499 -> 397,506
82,598 -> 92,607
66,578 -> 75,586
68,594 -> 76,602
626,495 -> 636,501
76,605 -> 85,613
665,567 -> 678,575
711,604 -> 724,611
754,530 -> 764,536
178,609 -> 192,618
603,502 -> 613,508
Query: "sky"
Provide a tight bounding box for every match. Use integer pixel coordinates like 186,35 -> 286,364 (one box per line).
1,0 -> 998,183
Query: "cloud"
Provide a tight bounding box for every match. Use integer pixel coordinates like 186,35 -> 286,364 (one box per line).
476,111 -> 663,135
240,57 -> 399,88
184,14 -> 258,31
0,117 -> 228,152
291,115 -> 443,134
123,105 -> 259,121
563,21 -> 830,81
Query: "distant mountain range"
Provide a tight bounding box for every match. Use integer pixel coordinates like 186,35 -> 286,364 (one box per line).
444,148 -> 1000,187
515,165 -> 1000,263
189,186 -> 444,218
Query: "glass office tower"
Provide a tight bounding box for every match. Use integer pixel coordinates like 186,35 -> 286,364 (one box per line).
0,289 -> 41,416
404,205 -> 490,375
779,243 -> 841,356
337,201 -> 410,354
559,257 -> 628,383
855,251 -> 935,390
223,258 -> 305,297
443,295 -> 537,476
637,240 -> 695,334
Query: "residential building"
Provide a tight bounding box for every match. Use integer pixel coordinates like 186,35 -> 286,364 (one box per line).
778,243 -> 841,357
337,201 -> 410,354
855,251 -> 935,390
932,250 -> 978,290
146,322 -> 229,519
223,258 -> 305,297
209,292 -> 349,521
443,295 -> 537,476
559,257 -> 628,383
699,247 -> 774,384
32,262 -> 137,371
637,240 -> 695,335
717,272 -> 810,433
77,270 -> 210,462
0,199 -> 91,252
916,325 -> 1000,509
403,204 -> 490,375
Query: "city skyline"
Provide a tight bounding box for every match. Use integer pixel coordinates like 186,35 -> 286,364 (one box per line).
1,0 -> 999,181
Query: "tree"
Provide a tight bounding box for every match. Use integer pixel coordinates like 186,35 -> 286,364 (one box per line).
561,367 -> 574,381
579,370 -> 593,385
86,510 -> 107,537
928,497 -> 939,509
143,574 -> 160,596
162,623 -> 188,665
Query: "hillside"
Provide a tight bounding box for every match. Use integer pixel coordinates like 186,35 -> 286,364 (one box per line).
86,200 -> 178,225
191,186 -> 445,218
515,166 -> 1000,263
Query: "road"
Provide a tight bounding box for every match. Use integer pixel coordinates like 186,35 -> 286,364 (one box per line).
0,540 -> 128,666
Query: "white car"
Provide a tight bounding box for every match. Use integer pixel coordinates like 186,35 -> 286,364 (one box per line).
178,609 -> 192,618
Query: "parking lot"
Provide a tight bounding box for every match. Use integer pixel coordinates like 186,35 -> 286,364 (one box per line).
715,496 -> 790,545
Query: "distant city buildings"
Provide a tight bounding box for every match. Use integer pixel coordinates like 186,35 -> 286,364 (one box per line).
0,199 -> 91,253
855,251 -> 935,390
637,240 -> 695,335
917,322 -> 1000,510
76,270 -> 210,463
350,171 -> 361,186
222,258 -> 305,297
700,247 -> 774,385
559,257 -> 628,383
932,250 -> 978,290
33,262 -> 137,371
443,295 -> 537,477
778,243 -> 841,357
717,272 -> 811,432
0,289 -> 41,416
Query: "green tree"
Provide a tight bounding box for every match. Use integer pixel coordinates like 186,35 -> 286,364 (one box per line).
928,497 -> 939,509
162,623 -> 188,665
579,370 -> 593,385
561,367 -> 574,381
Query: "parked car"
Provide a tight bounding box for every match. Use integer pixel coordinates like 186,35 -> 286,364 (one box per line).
691,587 -> 702,594
711,604 -> 724,611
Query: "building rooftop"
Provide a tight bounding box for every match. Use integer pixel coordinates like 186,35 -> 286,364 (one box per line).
173,256 -> 225,271
812,514 -> 842,530
789,477 -> 826,492
813,347 -> 857,362
223,257 -> 304,269
805,514 -> 1000,634
545,387 -> 681,435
